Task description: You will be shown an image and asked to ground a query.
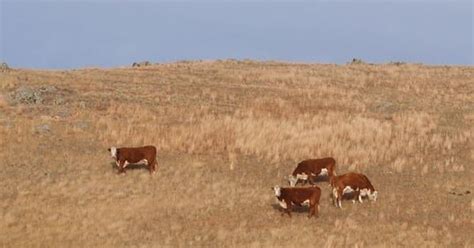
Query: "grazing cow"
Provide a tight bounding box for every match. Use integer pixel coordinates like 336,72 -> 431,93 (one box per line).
330,172 -> 377,208
288,157 -> 337,187
108,145 -> 158,174
271,185 -> 321,218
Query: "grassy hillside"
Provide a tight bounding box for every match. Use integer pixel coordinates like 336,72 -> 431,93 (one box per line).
0,60 -> 473,247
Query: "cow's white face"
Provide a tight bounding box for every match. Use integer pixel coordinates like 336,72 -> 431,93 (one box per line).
273,185 -> 281,197
273,186 -> 287,209
109,147 -> 117,159
368,191 -> 378,201
288,175 -> 298,187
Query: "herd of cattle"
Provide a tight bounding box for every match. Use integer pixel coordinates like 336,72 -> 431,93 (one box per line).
108,145 -> 378,219
273,157 -> 377,218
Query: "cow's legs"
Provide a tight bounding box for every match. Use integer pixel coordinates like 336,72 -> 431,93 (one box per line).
148,159 -> 156,174
308,174 -> 316,185
358,191 -> 363,203
308,205 -> 315,218
337,188 -> 344,208
332,188 -> 338,207
353,190 -> 360,204
153,160 -> 158,174
309,204 -> 319,218
149,163 -> 155,174
117,160 -> 126,174
309,198 -> 318,218
285,200 -> 292,218
333,187 -> 343,208
118,160 -> 129,174
123,161 -> 129,169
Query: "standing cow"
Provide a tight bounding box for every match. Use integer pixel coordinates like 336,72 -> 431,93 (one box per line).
330,172 -> 377,208
108,145 -> 158,174
288,157 -> 337,187
272,185 -> 321,218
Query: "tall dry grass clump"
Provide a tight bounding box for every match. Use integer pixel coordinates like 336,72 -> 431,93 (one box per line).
94,99 -> 467,174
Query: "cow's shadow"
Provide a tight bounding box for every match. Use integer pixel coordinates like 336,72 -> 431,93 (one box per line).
313,175 -> 330,183
109,162 -> 149,172
296,176 -> 330,186
270,203 -> 310,213
326,191 -> 357,201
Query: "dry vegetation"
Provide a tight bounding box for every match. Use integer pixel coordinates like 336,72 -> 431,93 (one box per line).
0,60 -> 473,247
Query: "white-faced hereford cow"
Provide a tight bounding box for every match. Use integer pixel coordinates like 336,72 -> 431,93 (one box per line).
108,146 -> 158,174
288,157 -> 337,187
272,185 -> 321,218
330,172 -> 377,208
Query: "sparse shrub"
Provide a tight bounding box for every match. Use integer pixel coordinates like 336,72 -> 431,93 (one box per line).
389,61 -> 406,66
8,85 -> 65,105
10,86 -> 43,104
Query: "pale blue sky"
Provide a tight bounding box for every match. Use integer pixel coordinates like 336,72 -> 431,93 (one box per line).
0,1 -> 472,69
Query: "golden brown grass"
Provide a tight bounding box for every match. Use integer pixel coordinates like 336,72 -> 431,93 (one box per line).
0,60 -> 473,247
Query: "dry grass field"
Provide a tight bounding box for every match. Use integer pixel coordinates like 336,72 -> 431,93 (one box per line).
0,60 -> 473,247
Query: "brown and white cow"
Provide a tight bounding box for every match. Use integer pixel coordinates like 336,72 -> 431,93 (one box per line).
108,145 -> 158,174
288,157 -> 337,187
330,172 -> 377,208
271,185 -> 321,218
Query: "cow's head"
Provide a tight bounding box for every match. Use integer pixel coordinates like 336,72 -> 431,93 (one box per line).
108,147 -> 117,159
287,175 -> 298,187
368,190 -> 378,201
272,185 -> 281,197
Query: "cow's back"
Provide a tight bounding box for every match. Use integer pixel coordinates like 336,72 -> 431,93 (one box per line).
292,160 -> 310,175
293,157 -> 336,175
141,145 -> 157,157
117,146 -> 157,163
336,172 -> 371,189
281,187 -> 320,203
